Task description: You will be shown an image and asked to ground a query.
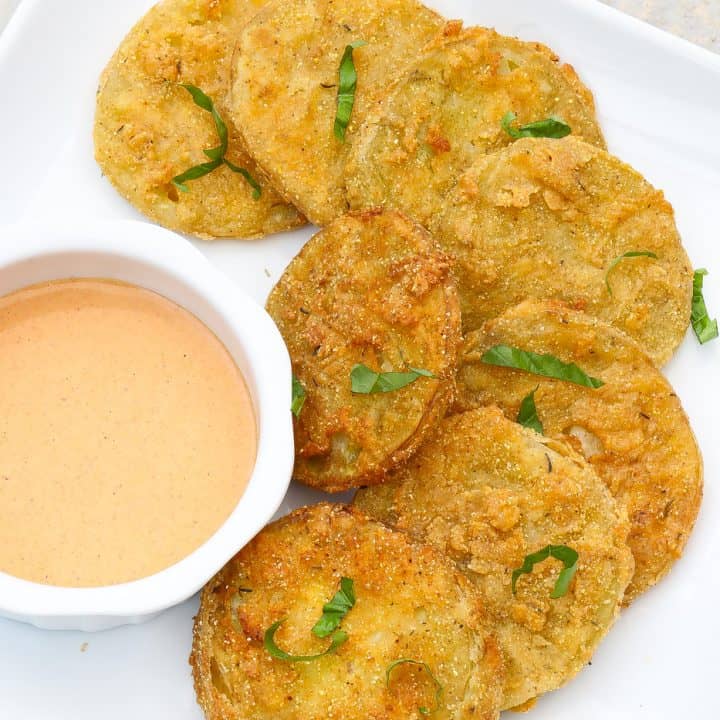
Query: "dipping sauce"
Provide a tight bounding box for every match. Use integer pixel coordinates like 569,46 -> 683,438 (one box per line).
0,279 -> 256,587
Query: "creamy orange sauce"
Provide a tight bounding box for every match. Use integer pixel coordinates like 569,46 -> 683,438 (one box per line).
0,279 -> 256,587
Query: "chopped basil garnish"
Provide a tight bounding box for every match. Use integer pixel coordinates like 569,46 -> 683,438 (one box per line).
350,363 -> 435,394
171,158 -> 223,190
691,269 -> 719,344
172,84 -> 261,198
481,345 -> 604,389
605,251 -> 658,295
512,545 -> 579,599
501,111 -> 571,139
224,158 -> 262,199
264,577 -> 356,662
517,387 -> 543,434
311,577 -> 356,638
180,83 -> 228,150
264,620 -> 347,662
334,41 -> 367,142
291,375 -> 306,417
264,578 -> 355,662
386,658 -> 443,715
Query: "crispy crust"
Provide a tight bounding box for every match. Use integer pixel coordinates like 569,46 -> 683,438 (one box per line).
266,210 -> 462,492
190,503 -> 504,720
453,300 -> 703,602
230,0 -> 445,225
93,0 -> 305,239
355,407 -> 634,709
433,136 -> 692,365
345,23 -> 605,228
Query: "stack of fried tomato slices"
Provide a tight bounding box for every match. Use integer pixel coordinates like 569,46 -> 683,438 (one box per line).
94,1 -> 711,718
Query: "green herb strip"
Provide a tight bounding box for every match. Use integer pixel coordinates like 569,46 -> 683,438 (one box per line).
171,158 -> 223,192
501,111 -> 571,139
605,251 -> 658,295
334,41 -> 367,142
224,158 -> 262,200
311,577 -> 356,638
263,578 -> 355,662
264,620 -> 347,662
350,363 -> 435,394
692,269 -> 719,344
512,545 -> 579,599
291,375 -> 306,418
517,387 -> 543,434
386,658 -> 443,715
171,84 -> 261,198
481,345 -> 604,389
181,83 -> 228,154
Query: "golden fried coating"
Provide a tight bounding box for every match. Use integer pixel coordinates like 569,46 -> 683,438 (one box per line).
345,23 -> 605,228
266,210 -> 461,492
433,136 -> 692,365
355,407 -> 633,709
191,503 -> 504,720
230,0 -> 444,226
94,0 -> 305,240
453,300 -> 703,602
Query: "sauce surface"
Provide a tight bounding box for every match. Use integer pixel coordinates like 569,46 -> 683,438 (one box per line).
0,279 -> 256,587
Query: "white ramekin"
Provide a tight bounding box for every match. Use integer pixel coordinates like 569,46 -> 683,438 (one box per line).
0,220 -> 294,631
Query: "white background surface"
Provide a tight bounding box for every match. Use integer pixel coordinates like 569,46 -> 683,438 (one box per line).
598,0 -> 719,52
0,0 -> 18,29
0,0 -> 719,718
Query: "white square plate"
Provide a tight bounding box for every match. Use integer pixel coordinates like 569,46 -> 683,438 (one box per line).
0,1 -> 718,717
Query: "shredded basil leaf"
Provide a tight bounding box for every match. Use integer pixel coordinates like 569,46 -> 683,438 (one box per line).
482,345 -> 604,389
180,84 -> 216,116
180,84 -> 228,153
350,363 -> 434,394
311,577 -> 356,637
512,545 -> 579,599
171,158 -> 223,192
517,387 -> 543,434
223,158 -> 262,199
203,144 -> 225,162
334,41 -> 367,142
171,84 -> 261,198
691,269 -> 719,344
501,111 -> 571,139
264,620 -> 347,662
605,251 -> 658,295
264,578 -> 356,662
386,659 -> 443,715
291,375 -> 306,417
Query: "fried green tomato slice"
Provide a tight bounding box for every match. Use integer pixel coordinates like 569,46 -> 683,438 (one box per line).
94,0 -> 305,240
266,210 -> 461,492
355,407 -> 633,709
190,503 -> 504,720
433,136 -> 692,366
230,0 -> 444,226
344,22 -> 605,229
453,300 -> 703,603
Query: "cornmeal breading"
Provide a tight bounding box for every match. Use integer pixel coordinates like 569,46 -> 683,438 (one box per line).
266,210 -> 461,492
191,504 -> 504,720
433,137 -> 692,365
355,407 -> 633,709
345,24 -> 604,228
94,0 -> 305,239
230,0 -> 445,225
453,300 -> 703,601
